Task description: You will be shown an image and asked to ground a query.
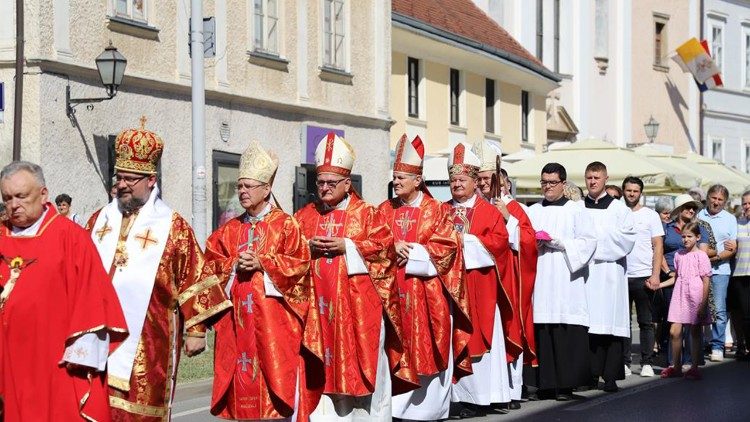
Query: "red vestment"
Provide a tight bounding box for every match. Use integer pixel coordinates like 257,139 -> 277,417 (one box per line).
0,206 -> 128,421
447,198 -> 517,360
204,208 -> 325,421
294,195 -> 418,397
504,200 -> 539,365
86,210 -> 232,421
378,196 -> 473,381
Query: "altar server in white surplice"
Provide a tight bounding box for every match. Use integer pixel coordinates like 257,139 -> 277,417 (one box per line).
582,161 -> 637,393
524,163 -> 597,401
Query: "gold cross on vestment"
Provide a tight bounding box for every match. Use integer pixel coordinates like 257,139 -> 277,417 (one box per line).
135,229 -> 158,250
95,223 -> 112,242
139,115 -> 148,129
319,217 -> 343,237
395,213 -> 415,234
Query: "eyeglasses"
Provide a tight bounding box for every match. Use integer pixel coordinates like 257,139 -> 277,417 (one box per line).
540,180 -> 562,187
316,178 -> 347,189
236,182 -> 267,191
115,175 -> 148,186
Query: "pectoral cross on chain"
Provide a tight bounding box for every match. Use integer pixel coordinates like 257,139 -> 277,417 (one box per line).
242,293 -> 253,314
246,222 -> 260,251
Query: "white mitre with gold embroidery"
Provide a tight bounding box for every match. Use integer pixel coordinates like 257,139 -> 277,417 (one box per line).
239,141 -> 278,184
471,140 -> 502,173
315,132 -> 355,176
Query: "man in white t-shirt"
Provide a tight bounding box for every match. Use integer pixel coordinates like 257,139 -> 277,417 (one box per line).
622,177 -> 664,377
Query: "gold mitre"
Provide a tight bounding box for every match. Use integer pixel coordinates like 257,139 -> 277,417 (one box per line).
238,141 -> 278,184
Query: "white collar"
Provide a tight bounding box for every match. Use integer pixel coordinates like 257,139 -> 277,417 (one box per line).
400,191 -> 423,207
244,202 -> 272,222
452,193 -> 477,208
587,191 -> 608,202
323,194 -> 350,211
11,207 -> 49,236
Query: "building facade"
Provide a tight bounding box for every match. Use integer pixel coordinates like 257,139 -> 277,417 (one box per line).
475,0 -> 701,154
702,0 -> 750,173
390,0 -> 559,194
0,0 -> 392,234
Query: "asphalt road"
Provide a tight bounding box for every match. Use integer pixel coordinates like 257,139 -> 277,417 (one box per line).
172,357 -> 750,421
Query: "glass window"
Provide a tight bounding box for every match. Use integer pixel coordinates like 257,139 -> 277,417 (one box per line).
486,79 -> 495,133
408,57 -> 420,118
654,22 -> 666,66
712,139 -> 724,162
323,0 -> 346,69
745,142 -> 750,173
450,68 -> 460,126
521,91 -> 530,142
114,0 -> 147,23
212,152 -> 243,231
253,0 -> 279,54
712,25 -> 724,73
745,33 -> 750,89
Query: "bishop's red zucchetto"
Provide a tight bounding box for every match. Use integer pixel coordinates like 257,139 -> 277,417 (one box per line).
114,116 -> 164,175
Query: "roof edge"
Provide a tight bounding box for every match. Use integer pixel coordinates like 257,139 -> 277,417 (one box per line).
392,12 -> 562,83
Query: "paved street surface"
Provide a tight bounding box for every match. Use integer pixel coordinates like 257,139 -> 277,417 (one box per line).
172,357 -> 750,421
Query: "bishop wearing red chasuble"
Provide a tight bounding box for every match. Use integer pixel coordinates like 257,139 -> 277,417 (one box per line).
446,144 -> 516,414
473,141 -> 539,408
378,135 -> 471,421
86,122 -> 232,421
0,161 -> 128,421
205,141 -> 325,421
294,133 -> 418,421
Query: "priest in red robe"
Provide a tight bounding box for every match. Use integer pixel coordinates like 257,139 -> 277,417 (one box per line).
378,135 -> 471,421
86,120 -> 232,420
205,141 -> 324,421
473,140 -> 539,408
294,133 -> 418,421
447,144 -> 515,415
0,161 -> 128,421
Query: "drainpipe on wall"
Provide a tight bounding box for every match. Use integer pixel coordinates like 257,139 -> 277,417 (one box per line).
191,0 -> 207,245
12,0 -> 23,161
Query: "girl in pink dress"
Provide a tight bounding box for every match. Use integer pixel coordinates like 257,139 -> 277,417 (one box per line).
662,222 -> 712,380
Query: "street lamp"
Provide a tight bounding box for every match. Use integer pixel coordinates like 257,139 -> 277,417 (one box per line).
66,42 -> 127,118
644,115 -> 660,143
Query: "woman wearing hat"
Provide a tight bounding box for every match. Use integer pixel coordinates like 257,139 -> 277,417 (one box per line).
658,194 -> 715,366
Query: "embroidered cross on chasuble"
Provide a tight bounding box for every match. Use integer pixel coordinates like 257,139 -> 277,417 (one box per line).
228,217 -> 268,415
451,206 -> 474,234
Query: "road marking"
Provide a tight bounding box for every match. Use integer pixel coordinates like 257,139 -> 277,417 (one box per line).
172,406 -> 211,418
564,378 -> 680,411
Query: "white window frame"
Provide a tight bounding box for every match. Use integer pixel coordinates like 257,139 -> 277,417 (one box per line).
251,0 -> 280,55
744,139 -> 750,174
112,0 -> 148,23
322,0 -> 348,70
711,137 -> 725,162
710,20 -> 725,76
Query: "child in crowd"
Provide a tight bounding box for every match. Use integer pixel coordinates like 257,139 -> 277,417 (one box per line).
661,222 -> 712,380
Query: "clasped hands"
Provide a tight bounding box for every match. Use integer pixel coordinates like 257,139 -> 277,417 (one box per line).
236,250 -> 261,272
709,240 -> 736,263
309,236 -> 346,259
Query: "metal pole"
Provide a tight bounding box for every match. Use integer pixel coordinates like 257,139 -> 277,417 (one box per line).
190,0 -> 207,245
12,0 -> 24,160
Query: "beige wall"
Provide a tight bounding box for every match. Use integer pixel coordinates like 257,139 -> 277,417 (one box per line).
630,0 -> 696,153
390,51 -> 552,156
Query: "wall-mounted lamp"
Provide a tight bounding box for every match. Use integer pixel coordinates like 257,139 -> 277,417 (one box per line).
66,42 -> 127,118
